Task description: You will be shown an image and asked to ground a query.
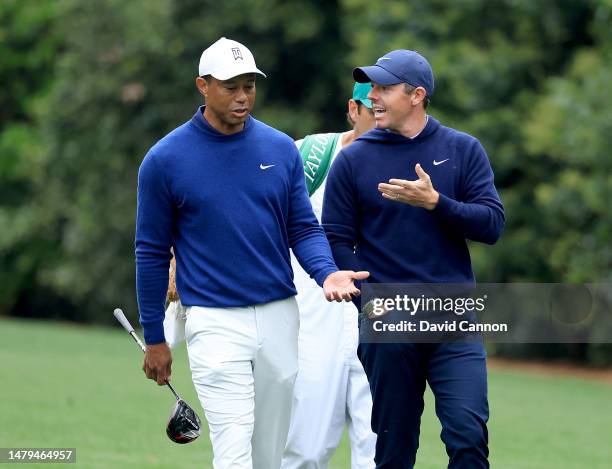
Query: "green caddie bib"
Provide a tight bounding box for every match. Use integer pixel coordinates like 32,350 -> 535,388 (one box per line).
298,133 -> 341,196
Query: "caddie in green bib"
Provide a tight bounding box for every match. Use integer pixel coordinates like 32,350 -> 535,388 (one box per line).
298,133 -> 341,196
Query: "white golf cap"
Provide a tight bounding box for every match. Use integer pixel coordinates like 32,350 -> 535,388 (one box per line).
198,37 -> 266,80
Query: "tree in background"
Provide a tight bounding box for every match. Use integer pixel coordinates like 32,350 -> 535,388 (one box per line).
523,11 -> 612,364
0,0 -> 67,317
22,0 -> 346,324
341,0 -> 601,280
1,0 -> 611,362
340,0 -> 611,363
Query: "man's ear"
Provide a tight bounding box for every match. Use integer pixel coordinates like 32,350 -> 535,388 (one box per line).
412,87 -> 427,107
195,76 -> 208,99
347,99 -> 359,121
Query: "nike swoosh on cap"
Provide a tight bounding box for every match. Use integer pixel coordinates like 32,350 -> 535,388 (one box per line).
433,159 -> 449,166
260,164 -> 275,170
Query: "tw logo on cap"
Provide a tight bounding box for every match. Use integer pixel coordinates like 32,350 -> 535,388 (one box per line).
232,47 -> 243,61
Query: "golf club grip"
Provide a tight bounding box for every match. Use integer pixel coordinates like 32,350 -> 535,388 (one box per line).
113,308 -> 180,401
114,308 -> 147,352
114,308 -> 135,333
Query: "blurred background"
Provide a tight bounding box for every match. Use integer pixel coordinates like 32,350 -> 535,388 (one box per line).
1,1 -> 612,467
1,0 -> 611,368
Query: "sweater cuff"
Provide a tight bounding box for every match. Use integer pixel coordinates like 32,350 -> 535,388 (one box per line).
431,192 -> 457,221
143,321 -> 166,345
314,266 -> 339,288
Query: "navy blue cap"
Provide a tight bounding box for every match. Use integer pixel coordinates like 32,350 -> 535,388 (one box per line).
353,50 -> 435,96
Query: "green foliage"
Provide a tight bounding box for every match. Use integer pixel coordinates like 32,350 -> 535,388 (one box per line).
32,0 -> 177,321
1,0 -> 611,361
342,0 -> 603,283
0,0 -> 66,313
525,49 -> 612,281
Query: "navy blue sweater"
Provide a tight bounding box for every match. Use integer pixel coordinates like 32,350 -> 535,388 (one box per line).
136,107 -> 338,344
322,116 -> 504,286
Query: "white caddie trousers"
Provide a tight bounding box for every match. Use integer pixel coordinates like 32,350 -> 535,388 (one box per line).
185,296 -> 300,469
282,135 -> 376,469
281,278 -> 376,469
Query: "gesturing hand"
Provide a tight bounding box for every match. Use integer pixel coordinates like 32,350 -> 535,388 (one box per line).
378,163 -> 439,210
323,270 -> 370,302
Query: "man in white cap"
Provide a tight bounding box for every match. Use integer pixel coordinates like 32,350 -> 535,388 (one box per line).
282,83 -> 377,469
135,37 -> 369,469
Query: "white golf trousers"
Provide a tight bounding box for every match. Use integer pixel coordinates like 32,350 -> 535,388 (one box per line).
185,296 -> 299,469
282,289 -> 376,469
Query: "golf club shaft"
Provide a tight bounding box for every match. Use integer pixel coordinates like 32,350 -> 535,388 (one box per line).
113,308 -> 181,400
128,330 -> 146,353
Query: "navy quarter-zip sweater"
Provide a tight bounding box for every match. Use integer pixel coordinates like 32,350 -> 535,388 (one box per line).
322,116 -> 504,285
136,107 -> 338,344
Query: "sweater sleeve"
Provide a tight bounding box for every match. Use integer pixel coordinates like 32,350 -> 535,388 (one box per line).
431,139 -> 505,244
135,151 -> 173,344
321,151 -> 362,272
287,147 -> 338,286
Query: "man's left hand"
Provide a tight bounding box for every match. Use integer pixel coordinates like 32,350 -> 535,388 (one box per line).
323,270 -> 370,302
378,163 -> 439,210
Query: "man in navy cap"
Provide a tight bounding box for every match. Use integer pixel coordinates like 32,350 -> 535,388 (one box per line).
322,50 -> 505,468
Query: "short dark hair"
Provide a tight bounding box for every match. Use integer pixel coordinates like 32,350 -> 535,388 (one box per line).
404,83 -> 429,109
346,101 -> 366,127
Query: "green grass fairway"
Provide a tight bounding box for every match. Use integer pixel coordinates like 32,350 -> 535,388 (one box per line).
1,318 -> 611,468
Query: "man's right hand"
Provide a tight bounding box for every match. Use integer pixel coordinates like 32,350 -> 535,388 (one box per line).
143,342 -> 173,385
323,270 -> 370,301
